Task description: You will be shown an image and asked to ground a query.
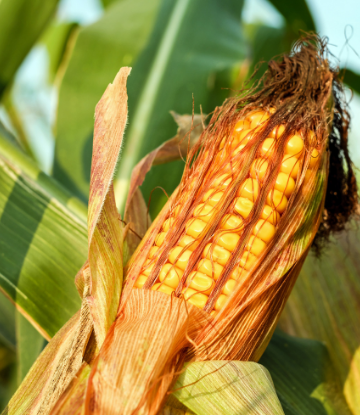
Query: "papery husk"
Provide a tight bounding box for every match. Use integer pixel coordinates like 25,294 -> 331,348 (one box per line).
85,290 -> 211,415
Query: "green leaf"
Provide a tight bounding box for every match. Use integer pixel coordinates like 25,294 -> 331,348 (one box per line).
173,360 -> 284,414
267,0 -> 315,32
343,68 -> 360,95
53,0 -> 162,201
0,295 -> 16,351
15,311 -> 45,383
115,0 -> 246,216
0,134 -> 87,339
0,0 -> 59,96
40,22 -> 79,84
279,224 -> 360,414
260,331 -> 351,415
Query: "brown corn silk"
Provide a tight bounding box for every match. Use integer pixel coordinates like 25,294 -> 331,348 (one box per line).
124,36 -> 339,366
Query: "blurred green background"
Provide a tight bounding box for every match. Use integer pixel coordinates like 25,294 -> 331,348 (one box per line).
0,0 -> 359,412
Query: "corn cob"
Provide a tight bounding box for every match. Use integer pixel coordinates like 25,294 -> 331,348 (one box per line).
134,108 -> 320,313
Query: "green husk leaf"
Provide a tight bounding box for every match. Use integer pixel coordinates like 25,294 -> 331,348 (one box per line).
172,360 -> 284,415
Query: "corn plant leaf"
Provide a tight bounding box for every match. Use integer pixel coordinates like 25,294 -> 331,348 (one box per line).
40,22 -> 79,84
279,223 -> 360,414
115,0 -> 246,216
0,133 -> 87,339
172,360 -> 284,415
53,0 -> 161,201
260,330 -> 351,415
343,68 -> 360,95
267,0 -> 315,32
0,0 -> 59,97
0,295 -> 16,350
87,67 -> 130,346
15,311 -> 46,384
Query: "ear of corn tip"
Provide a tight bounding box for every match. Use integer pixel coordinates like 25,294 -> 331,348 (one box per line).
135,107 -> 318,314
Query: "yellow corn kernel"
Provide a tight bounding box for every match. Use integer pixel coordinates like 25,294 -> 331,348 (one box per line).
134,274 -> 148,288
260,138 -> 276,158
232,129 -> 254,146
185,218 -> 207,238
210,310 -> 217,318
232,144 -> 246,156
217,231 -> 241,251
267,189 -> 288,214
261,205 -> 280,225
304,169 -> 313,184
198,259 -> 223,280
309,148 -> 319,168
172,205 -> 182,216
203,243 -> 231,266
239,251 -> 258,270
250,158 -> 269,181
281,154 -> 300,179
221,214 -> 244,231
142,259 -> 154,276
168,247 -> 192,270
286,134 -> 304,155
178,234 -> 199,251
152,283 -> 174,296
212,174 -> 232,190
222,278 -> 237,295
159,263 -> 183,288
275,172 -> 296,198
237,178 -> 259,201
234,197 -> 254,219
148,246 -> 159,258
247,110 -> 270,128
188,271 -> 214,295
253,219 -> 276,243
202,190 -> 224,206
233,118 -> 251,134
182,288 -> 208,308
245,235 -> 267,256
155,232 -> 167,247
230,266 -> 249,280
269,124 -> 285,139
194,203 -> 217,223
215,294 -> 228,311
163,217 -> 174,231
